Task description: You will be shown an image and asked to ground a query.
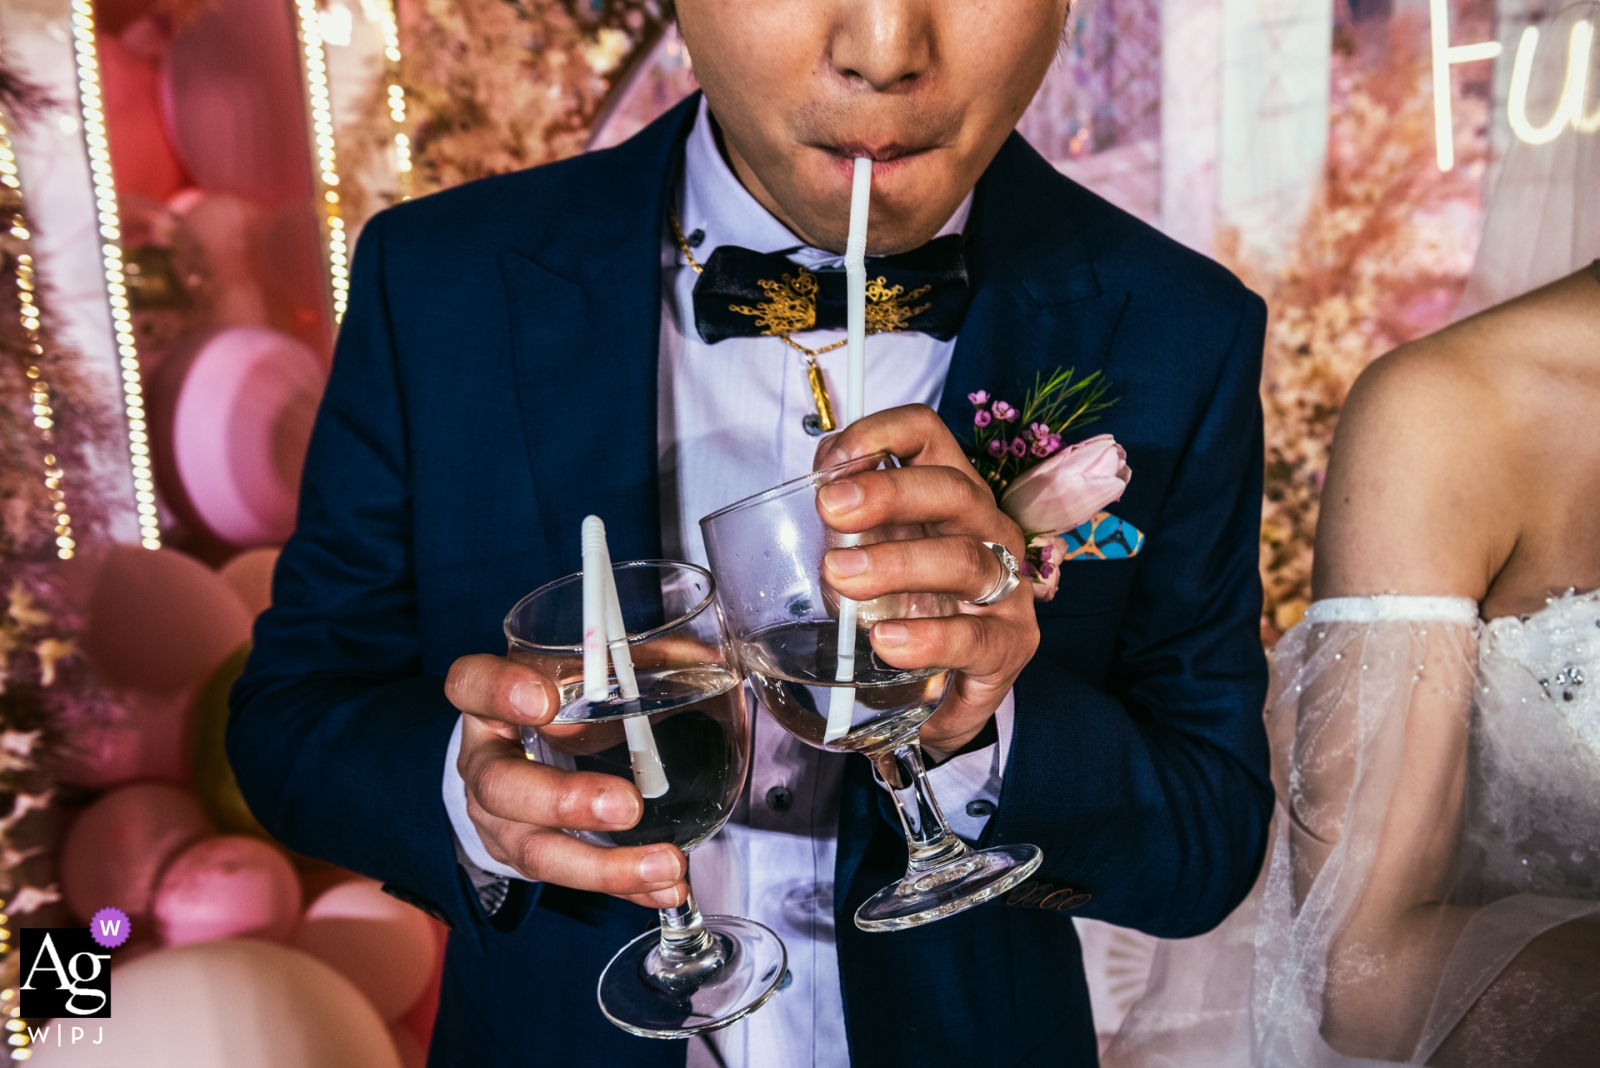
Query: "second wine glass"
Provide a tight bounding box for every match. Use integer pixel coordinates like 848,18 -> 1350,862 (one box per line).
700,451 -> 1043,932
505,560 -> 786,1037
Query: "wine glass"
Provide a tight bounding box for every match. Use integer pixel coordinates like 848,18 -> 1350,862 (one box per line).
699,451 -> 1043,932
504,561 -> 787,1038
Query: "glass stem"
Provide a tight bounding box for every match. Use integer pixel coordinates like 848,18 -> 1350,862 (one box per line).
873,741 -> 970,873
643,867 -> 728,997
657,882 -> 713,961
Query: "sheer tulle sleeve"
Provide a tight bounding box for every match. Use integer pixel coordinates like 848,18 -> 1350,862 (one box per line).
1105,595 -> 1600,1068
1254,596 -> 1482,1065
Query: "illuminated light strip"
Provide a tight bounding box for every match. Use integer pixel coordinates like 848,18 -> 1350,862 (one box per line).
0,904 -> 28,1060
377,0 -> 413,198
293,0 -> 350,322
68,0 -> 160,548
0,108 -> 75,561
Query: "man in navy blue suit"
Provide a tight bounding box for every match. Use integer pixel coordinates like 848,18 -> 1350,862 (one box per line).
231,1 -> 1272,1064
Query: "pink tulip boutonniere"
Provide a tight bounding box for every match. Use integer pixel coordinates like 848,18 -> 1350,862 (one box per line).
962,370 -> 1138,601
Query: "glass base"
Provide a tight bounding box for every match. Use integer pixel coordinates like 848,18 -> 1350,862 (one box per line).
854,843 -> 1043,932
597,915 -> 788,1039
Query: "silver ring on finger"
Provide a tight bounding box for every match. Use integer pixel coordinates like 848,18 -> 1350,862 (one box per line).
966,541 -> 1022,606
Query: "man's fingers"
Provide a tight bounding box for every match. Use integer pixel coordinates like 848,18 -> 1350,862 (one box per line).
622,886 -> 692,909
817,465 -> 1002,536
824,535 -> 1014,603
461,747 -> 690,905
868,612 -> 1035,678
921,673 -> 1016,753
817,404 -> 980,482
500,825 -> 687,898
466,747 -> 646,832
445,653 -> 559,726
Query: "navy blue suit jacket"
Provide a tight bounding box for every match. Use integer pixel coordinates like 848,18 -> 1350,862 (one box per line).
230,96 -> 1271,1067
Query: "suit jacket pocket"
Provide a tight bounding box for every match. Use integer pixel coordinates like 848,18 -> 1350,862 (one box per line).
1036,557 -> 1140,618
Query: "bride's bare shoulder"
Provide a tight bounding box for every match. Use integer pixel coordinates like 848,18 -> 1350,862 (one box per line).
1312,316 -> 1518,601
1314,270 -> 1599,599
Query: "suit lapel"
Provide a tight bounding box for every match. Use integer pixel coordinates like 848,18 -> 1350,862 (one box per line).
501,98 -> 700,576
937,133 -> 1130,434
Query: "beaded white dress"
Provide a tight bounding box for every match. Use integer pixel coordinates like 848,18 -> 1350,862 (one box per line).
1103,592 -> 1600,1067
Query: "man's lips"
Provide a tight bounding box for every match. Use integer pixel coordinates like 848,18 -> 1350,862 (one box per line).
815,143 -> 933,182
820,141 -> 922,162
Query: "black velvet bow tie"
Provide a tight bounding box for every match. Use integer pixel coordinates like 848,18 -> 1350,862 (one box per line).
692,234 -> 970,345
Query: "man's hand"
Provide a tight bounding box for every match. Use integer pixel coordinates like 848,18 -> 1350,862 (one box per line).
817,404 -> 1039,753
446,654 -> 689,908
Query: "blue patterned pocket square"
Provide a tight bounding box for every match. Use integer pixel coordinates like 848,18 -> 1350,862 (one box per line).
1061,512 -> 1144,561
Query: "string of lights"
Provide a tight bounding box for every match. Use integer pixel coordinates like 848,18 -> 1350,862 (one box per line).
0,106 -> 73,561
377,0 -> 413,199
1,901 -> 27,1061
68,0 -> 160,549
294,0 -> 350,322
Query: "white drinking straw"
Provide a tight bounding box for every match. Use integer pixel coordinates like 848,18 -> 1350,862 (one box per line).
600,536 -> 668,798
824,157 -> 874,745
581,516 -> 610,704
581,515 -> 668,798
598,536 -> 640,703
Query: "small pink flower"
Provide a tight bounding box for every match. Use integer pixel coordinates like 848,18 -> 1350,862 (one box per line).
1010,437 -> 1028,458
992,400 -> 1018,422
1000,433 -> 1130,536
986,439 -> 1007,458
968,390 -> 990,406
1030,438 -> 1053,458
1029,422 -> 1051,440
974,410 -> 992,428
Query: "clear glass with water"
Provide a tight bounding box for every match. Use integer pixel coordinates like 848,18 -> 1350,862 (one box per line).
505,561 -> 786,1037
700,452 -> 1042,932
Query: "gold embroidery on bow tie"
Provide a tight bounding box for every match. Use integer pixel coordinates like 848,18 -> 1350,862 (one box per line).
730,272 -> 935,340
864,277 -> 933,334
729,270 -> 819,336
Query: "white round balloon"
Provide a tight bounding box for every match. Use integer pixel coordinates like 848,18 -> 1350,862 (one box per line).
28,940 -> 401,1068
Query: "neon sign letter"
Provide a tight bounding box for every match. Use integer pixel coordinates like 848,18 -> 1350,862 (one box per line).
1430,0 -> 1503,171
1507,19 -> 1599,144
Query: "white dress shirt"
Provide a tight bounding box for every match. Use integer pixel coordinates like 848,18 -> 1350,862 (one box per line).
444,98 -> 1013,1068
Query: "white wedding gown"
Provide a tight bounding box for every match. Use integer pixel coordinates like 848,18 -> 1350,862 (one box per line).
1104,593 -> 1600,1067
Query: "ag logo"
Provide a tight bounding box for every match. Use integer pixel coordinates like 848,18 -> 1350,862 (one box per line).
19,929 -> 111,1018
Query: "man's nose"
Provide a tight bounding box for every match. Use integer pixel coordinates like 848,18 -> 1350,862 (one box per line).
829,0 -> 934,93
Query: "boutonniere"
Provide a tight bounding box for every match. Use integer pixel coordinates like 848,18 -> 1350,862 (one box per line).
962,369 -> 1142,601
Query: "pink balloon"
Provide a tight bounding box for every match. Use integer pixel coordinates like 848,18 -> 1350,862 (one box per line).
174,191 -> 264,291
79,545 -> 253,695
154,835 -> 302,946
61,783 -> 215,922
218,547 -> 279,617
293,879 -> 439,1023
159,0 -> 315,208
50,684 -> 195,788
99,32 -> 189,201
389,1026 -> 426,1068
156,327 -> 324,547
